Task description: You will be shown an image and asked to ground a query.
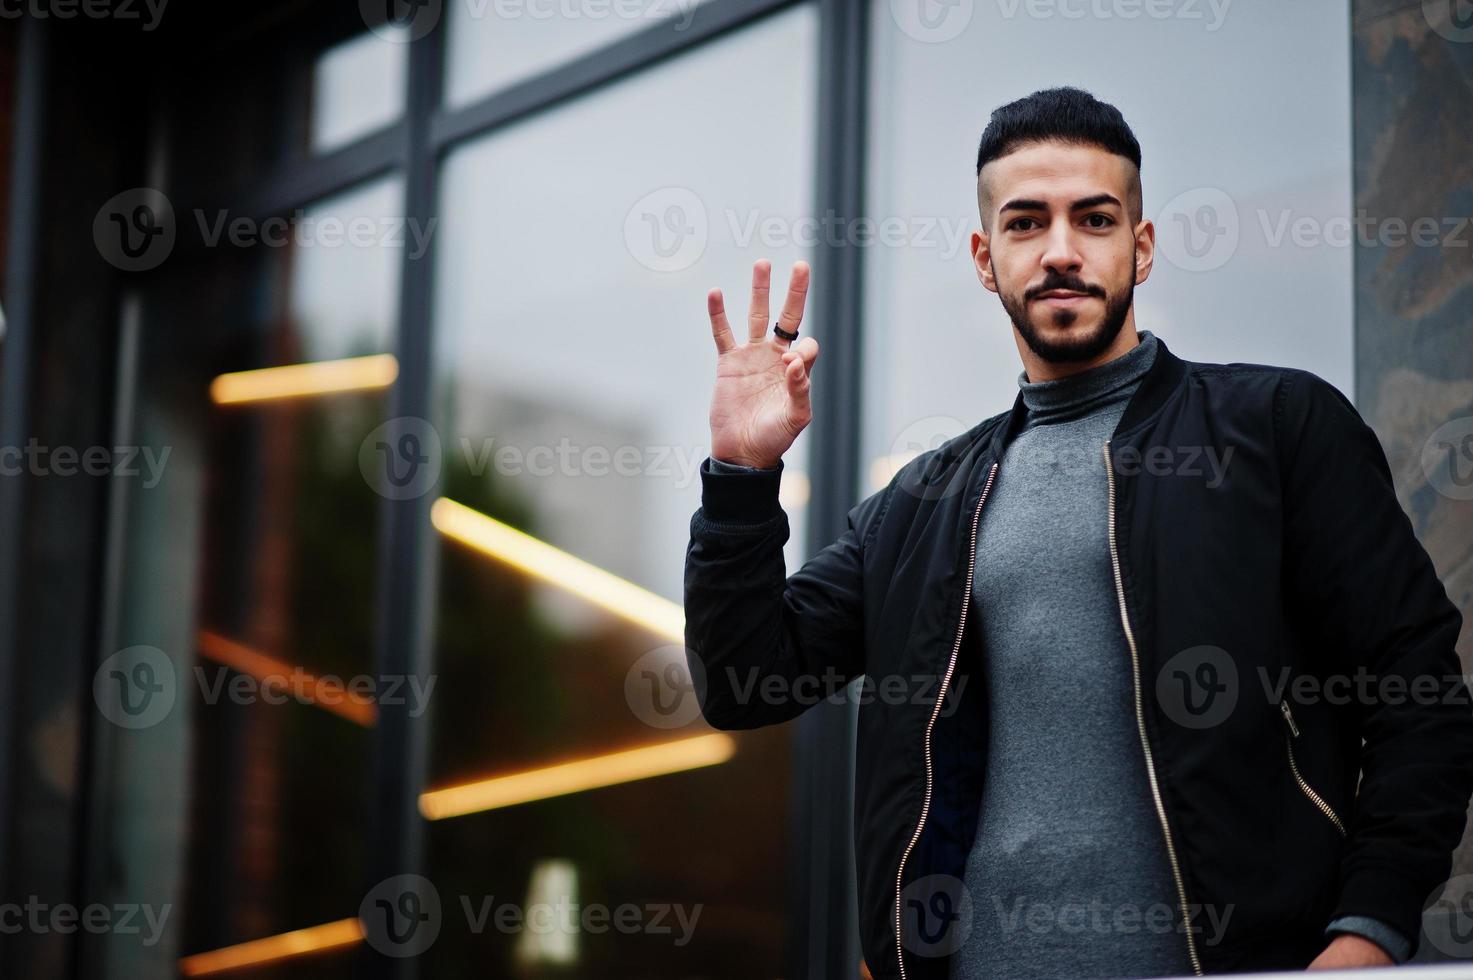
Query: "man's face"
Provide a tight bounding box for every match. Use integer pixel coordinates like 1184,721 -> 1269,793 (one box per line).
971,141 -> 1153,365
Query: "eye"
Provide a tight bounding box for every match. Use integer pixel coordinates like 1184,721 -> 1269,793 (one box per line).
1007,217 -> 1039,232
1083,213 -> 1115,229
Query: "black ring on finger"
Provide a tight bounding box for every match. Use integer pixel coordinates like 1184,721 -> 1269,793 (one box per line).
772,322 -> 799,342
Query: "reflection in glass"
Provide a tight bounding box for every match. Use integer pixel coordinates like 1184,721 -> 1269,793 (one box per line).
177,175 -> 405,978
428,6 -> 818,975
444,0 -> 714,107
311,28 -> 408,153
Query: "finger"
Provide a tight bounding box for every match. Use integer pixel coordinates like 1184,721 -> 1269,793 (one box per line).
774,260 -> 810,346
748,258 -> 772,343
783,352 -> 812,424
788,336 -> 819,374
708,288 -> 736,354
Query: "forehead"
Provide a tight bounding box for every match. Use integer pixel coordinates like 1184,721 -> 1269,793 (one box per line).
979,141 -> 1130,208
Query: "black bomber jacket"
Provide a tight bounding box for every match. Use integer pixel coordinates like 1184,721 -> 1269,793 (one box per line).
683,334 -> 1473,978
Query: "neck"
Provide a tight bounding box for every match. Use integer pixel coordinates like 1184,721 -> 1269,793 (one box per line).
1015,308 -> 1141,382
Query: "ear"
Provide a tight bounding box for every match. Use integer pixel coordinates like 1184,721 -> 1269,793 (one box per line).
971,229 -> 998,294
1133,218 -> 1155,285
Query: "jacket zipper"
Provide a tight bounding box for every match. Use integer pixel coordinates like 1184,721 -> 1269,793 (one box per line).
1279,700 -> 1347,836
892,460 -> 998,980
1103,439 -> 1204,976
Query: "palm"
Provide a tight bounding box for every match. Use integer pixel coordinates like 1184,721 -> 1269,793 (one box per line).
705,259 -> 820,469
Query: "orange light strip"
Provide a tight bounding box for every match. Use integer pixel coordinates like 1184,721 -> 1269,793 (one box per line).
178,917 -> 363,976
209,353 -> 398,405
197,630 -> 377,727
430,496 -> 685,643
419,733 -> 736,820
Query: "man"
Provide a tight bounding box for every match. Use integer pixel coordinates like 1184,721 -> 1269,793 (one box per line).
684,87 -> 1473,978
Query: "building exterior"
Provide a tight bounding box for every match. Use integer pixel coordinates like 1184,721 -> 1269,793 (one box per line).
0,2 -> 1468,977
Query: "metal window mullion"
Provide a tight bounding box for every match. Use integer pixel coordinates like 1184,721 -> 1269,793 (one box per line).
364,19 -> 445,980
787,0 -> 869,977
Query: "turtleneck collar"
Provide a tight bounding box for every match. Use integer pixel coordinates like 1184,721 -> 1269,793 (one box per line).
1016,329 -> 1158,426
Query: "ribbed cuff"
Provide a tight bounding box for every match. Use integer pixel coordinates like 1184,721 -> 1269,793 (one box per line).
1324,914 -> 1412,963
699,455 -> 783,524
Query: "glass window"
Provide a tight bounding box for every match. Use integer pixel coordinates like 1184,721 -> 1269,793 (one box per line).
862,1 -> 1353,488
426,5 -> 817,974
444,0 -> 715,107
174,176 -> 405,978
311,28 -> 409,153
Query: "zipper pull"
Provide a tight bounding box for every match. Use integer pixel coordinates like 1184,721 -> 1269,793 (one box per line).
1279,699 -> 1300,737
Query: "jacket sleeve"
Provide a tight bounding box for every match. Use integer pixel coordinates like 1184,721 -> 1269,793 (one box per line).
1277,368 -> 1473,948
683,455 -> 891,730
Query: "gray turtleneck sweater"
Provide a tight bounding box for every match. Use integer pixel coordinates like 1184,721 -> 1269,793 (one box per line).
947,329 -> 1197,979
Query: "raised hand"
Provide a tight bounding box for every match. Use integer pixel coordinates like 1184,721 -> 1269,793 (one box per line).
706,258 -> 820,470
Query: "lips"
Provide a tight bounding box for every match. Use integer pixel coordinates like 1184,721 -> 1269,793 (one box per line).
1035,290 -> 1092,303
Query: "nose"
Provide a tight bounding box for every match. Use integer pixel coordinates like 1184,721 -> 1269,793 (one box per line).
1039,222 -> 1083,276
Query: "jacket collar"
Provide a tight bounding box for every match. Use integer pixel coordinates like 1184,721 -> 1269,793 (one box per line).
982,332 -> 1190,463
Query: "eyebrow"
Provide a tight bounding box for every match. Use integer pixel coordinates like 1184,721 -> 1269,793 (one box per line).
998,193 -> 1123,214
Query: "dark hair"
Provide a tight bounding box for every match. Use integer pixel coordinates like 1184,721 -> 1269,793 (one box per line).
975,86 -> 1142,224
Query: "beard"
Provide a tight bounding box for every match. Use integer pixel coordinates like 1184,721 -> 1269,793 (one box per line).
996,248 -> 1135,364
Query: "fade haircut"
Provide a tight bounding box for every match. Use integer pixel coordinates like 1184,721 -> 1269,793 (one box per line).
975,86 -> 1143,231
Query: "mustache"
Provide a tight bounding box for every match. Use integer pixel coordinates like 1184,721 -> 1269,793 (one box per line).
1026,277 -> 1106,300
